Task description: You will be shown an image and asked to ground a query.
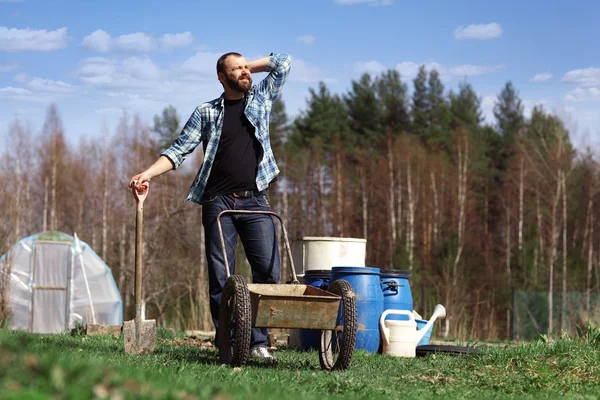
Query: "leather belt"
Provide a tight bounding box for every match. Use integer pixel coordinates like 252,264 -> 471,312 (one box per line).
232,190 -> 265,198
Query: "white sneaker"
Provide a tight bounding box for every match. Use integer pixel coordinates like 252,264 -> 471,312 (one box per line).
250,346 -> 276,361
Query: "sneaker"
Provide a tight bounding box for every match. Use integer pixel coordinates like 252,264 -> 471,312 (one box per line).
250,346 -> 276,361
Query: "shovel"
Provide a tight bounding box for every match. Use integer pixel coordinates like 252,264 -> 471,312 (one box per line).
124,181 -> 157,354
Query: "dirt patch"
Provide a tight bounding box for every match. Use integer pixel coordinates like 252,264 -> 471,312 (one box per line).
160,337 -> 215,348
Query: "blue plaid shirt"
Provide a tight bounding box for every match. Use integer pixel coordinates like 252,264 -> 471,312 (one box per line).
161,53 -> 292,204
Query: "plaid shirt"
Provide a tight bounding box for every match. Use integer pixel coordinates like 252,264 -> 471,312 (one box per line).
161,53 -> 292,204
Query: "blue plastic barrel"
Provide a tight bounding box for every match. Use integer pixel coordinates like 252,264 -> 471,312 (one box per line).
380,269 -> 413,321
302,270 -> 331,291
299,270 -> 331,350
331,266 -> 383,353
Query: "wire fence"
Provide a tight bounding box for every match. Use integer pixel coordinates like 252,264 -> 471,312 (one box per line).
513,290 -> 600,340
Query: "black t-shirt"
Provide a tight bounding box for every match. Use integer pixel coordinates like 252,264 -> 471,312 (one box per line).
202,97 -> 261,199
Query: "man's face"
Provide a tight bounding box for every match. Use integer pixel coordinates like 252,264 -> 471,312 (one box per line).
220,55 -> 252,93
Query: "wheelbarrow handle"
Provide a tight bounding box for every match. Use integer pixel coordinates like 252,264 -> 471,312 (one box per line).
131,181 -> 149,211
216,210 -> 299,284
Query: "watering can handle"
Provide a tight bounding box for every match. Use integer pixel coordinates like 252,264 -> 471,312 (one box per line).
379,309 -> 414,345
131,181 -> 149,211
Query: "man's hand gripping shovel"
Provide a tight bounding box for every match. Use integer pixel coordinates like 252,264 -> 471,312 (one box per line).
124,181 -> 157,354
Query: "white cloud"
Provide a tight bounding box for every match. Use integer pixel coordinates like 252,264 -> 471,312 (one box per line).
82,30 -> 193,53
114,32 -> 156,52
395,61 -> 422,79
71,55 -> 218,109
396,61 -> 505,81
0,62 -> 18,72
480,94 -> 496,124
296,35 -> 316,45
26,77 -> 77,92
289,58 -> 334,84
0,73 -> 78,104
477,96 -> 600,151
159,32 -> 194,49
0,86 -> 30,95
179,51 -> 222,79
522,99 -> 548,117
73,56 -> 164,88
453,23 -> 503,40
107,91 -> 141,100
122,56 -> 162,80
450,64 -> 505,77
561,67 -> 600,87
0,86 -> 53,103
334,0 -> 393,5
13,73 -> 77,93
565,87 -> 600,102
0,26 -> 68,52
481,93 -> 551,125
95,107 -> 124,116
74,57 -> 117,85
353,60 -> 386,75
104,91 -> 166,110
81,29 -> 112,52
530,72 -> 553,82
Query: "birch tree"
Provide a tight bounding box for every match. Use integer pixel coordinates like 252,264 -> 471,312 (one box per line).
40,104 -> 69,233
377,69 -> 410,265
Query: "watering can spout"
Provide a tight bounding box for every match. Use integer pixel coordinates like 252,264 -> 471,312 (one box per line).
415,304 -> 446,343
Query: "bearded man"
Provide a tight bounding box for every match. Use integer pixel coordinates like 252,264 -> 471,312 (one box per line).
130,52 -> 291,361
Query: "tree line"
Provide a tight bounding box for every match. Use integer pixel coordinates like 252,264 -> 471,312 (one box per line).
1,65 -> 599,339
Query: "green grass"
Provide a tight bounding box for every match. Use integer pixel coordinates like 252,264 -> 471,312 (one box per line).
1,328 -> 600,399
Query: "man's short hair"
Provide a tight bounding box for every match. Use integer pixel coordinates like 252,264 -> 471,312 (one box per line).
217,52 -> 243,74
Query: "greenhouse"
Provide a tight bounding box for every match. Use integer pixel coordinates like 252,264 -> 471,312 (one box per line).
0,231 -> 122,333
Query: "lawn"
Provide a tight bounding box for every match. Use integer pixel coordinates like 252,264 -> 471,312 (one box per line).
1,327 -> 599,399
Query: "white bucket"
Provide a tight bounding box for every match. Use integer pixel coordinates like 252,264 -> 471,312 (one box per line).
291,236 -> 366,273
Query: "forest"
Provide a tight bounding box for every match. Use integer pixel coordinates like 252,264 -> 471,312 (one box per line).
1,65 -> 598,340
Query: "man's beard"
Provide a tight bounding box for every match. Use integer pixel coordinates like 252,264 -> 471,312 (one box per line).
226,74 -> 252,93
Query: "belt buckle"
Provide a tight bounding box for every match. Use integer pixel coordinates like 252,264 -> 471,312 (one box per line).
233,191 -> 251,198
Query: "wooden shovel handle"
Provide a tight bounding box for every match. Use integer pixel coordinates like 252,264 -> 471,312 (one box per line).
132,181 -> 148,313
132,181 -> 149,211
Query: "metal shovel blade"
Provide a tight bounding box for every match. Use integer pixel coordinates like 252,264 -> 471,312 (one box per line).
123,316 -> 157,355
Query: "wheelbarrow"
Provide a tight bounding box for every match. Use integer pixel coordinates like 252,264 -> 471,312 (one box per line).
216,210 -> 358,371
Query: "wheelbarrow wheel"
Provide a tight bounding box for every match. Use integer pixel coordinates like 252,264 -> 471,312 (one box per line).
319,279 -> 357,371
217,275 -> 252,367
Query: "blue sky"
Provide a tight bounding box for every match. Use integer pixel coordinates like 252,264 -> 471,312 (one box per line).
1,0 -> 599,150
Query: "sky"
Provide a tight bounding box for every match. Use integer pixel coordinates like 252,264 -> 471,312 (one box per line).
1,0 -> 599,151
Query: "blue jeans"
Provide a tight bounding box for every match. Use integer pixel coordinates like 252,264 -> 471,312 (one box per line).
201,193 -> 281,348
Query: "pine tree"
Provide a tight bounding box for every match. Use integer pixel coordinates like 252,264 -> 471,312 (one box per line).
427,69 -> 451,151
376,69 -> 410,136
152,105 -> 181,150
269,96 -> 289,155
494,81 -> 525,142
293,82 -> 350,150
345,73 -> 382,150
449,81 -> 483,130
411,65 -> 429,140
